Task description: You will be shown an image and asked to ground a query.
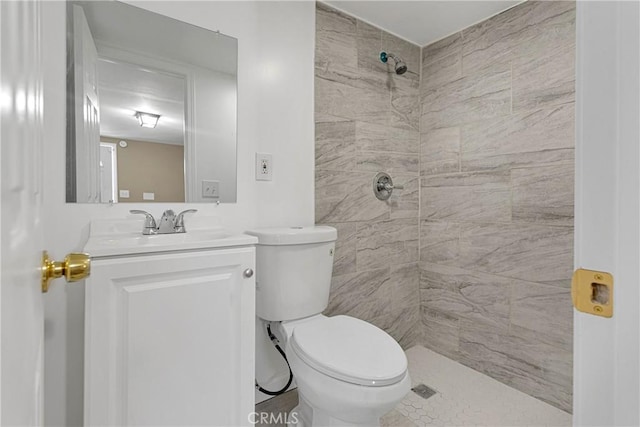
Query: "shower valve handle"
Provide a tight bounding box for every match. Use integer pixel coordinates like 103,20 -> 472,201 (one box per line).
383,183 -> 404,191
373,172 -> 403,201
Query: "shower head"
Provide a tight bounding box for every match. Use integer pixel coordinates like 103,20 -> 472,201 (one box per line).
380,51 -> 408,75
394,60 -> 408,75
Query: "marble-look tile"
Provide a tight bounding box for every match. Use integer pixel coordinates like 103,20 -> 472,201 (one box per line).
420,64 -> 511,130
371,305 -> 421,350
318,222 -> 356,277
501,346 -> 572,413
315,112 -> 351,124
460,103 -> 575,172
457,222 -> 573,287
420,127 -> 460,176
315,120 -> 356,171
510,5 -> 575,62
356,151 -> 419,175
422,32 -> 462,66
461,22 -> 512,76
420,306 -> 459,359
356,20 -> 384,72
390,263 -> 420,310
420,221 -> 573,287
388,175 -> 419,220
412,1 -> 575,413
315,76 -> 390,125
315,3 -> 357,74
465,148 -> 574,174
462,0 -> 575,76
507,330 -> 573,389
419,221 -> 460,265
458,318 -> 572,412
356,218 -> 419,271
316,61 -> 388,93
315,169 -> 389,223
420,262 -> 510,329
422,169 -> 511,187
355,121 -> 419,154
390,70 -> 420,131
512,42 -> 575,113
325,267 -> 392,321
512,162 -> 574,226
510,280 -> 573,348
420,171 -> 511,223
315,6 -> 426,353
421,50 -> 462,94
382,31 -> 421,76
458,320 -> 539,394
511,322 -> 572,353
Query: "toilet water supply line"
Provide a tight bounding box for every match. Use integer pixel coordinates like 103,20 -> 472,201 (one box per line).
255,322 -> 294,396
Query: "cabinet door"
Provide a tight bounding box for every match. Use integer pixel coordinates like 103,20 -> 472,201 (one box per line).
84,247 -> 255,426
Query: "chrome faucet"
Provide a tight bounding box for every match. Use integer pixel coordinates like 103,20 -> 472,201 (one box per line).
130,209 -> 198,235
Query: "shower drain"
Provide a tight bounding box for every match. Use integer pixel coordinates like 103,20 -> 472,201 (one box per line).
411,383 -> 438,400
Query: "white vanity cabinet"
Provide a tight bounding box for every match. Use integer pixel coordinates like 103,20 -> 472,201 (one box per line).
83,225 -> 257,427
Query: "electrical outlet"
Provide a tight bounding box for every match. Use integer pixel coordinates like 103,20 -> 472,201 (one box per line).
143,192 -> 155,201
119,189 -> 130,199
256,153 -> 273,181
202,180 -> 220,198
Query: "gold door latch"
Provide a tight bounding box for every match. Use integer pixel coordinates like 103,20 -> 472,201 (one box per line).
571,268 -> 613,317
41,251 -> 91,293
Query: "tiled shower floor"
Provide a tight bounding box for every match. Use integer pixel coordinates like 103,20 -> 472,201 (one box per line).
255,345 -> 572,426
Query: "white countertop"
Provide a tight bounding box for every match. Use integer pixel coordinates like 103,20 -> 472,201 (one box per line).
84,218 -> 257,258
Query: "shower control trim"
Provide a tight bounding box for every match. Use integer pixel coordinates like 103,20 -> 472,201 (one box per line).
373,172 -> 403,201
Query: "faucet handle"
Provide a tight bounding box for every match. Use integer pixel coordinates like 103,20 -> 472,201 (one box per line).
129,210 -> 157,233
175,209 -> 198,232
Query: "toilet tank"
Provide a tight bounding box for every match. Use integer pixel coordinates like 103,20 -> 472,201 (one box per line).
245,226 -> 337,321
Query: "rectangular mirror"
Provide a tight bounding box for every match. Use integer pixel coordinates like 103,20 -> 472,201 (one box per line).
66,1 -> 237,203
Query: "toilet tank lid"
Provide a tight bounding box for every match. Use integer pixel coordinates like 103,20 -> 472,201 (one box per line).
245,226 -> 337,245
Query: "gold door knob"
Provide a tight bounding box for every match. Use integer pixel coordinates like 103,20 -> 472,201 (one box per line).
41,251 -> 91,293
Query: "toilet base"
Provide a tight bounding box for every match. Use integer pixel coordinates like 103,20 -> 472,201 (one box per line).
289,394 -> 382,427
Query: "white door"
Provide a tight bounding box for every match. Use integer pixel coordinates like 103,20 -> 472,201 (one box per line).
574,1 -> 640,426
73,5 -> 101,203
0,1 -> 46,424
99,142 -> 118,203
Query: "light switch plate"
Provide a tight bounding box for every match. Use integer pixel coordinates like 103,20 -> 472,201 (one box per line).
256,153 -> 273,181
202,180 -> 220,198
143,192 -> 155,201
119,189 -> 130,199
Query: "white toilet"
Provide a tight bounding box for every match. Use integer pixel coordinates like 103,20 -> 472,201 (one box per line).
246,226 -> 411,427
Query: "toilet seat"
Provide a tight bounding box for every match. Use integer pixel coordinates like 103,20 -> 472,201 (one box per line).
289,315 -> 407,387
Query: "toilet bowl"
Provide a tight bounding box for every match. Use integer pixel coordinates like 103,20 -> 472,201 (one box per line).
275,315 -> 410,426
245,226 -> 411,426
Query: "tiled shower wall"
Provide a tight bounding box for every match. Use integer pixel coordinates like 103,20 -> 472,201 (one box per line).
419,0 -> 575,413
314,3 -> 422,349
314,0 -> 575,414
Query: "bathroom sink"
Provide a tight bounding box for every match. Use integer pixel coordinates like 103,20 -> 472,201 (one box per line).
84,219 -> 258,258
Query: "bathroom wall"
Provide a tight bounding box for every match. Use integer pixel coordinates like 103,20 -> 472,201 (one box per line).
41,1 -> 315,425
100,137 -> 185,203
419,0 -> 575,412
314,3 -> 422,349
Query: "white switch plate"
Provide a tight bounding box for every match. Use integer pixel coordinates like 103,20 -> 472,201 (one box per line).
143,192 -> 155,200
256,153 -> 273,181
202,180 -> 220,198
119,189 -> 130,198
